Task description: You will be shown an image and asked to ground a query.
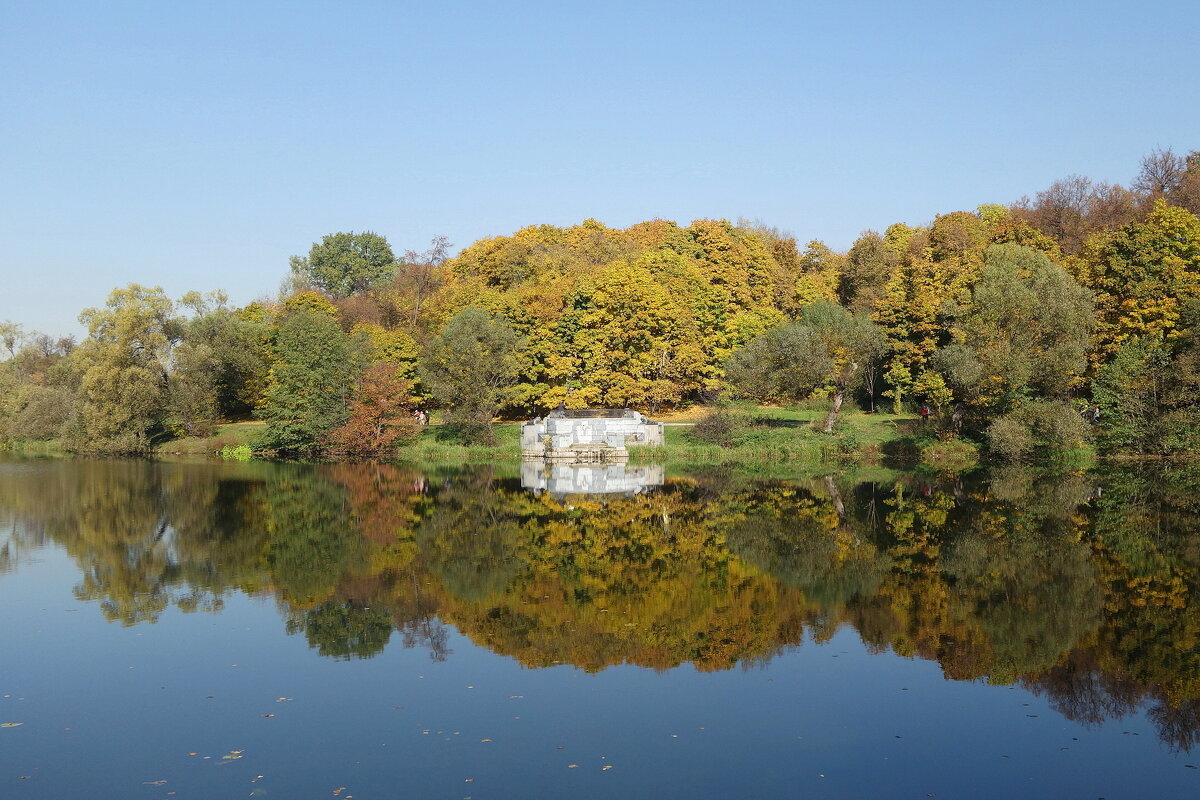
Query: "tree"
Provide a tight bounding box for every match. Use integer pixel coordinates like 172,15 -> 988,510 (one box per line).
397,235 -> 451,328
290,231 -> 397,297
0,321 -> 22,359
540,261 -> 709,411
1075,201 -> 1200,366
420,308 -> 523,442
934,244 -> 1093,433
325,363 -> 419,455
838,230 -> 894,313
1091,319 -> 1200,455
167,341 -> 220,437
255,309 -> 356,456
175,291 -> 272,420
64,284 -> 179,453
1133,148 -> 1186,199
726,300 -> 885,433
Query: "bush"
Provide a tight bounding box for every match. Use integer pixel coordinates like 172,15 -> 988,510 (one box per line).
691,408 -> 750,447
219,444 -> 253,461
6,386 -> 71,441
831,423 -> 860,454
986,400 -> 1091,460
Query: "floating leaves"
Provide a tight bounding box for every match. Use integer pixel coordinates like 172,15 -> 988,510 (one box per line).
1,722 -> 24,727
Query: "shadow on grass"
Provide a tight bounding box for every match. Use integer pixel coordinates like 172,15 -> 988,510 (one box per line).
750,417 -> 810,429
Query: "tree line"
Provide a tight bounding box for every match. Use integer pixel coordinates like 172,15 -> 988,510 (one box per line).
1,147 -> 1198,457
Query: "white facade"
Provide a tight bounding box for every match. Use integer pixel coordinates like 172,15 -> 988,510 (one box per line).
521,409 -> 665,461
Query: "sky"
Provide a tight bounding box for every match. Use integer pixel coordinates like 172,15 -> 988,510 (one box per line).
2,0 -> 1198,337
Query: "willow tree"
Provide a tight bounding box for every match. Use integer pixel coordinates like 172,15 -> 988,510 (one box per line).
934,243 -> 1094,437
64,284 -> 179,453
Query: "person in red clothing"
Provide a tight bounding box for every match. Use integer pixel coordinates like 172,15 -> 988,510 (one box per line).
920,404 -> 930,424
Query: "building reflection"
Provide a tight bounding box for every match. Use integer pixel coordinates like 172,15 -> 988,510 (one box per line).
520,461 -> 664,498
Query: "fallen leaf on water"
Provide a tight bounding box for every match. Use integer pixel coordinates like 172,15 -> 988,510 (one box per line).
567,764 -> 578,768
142,780 -> 167,786
1,722 -> 24,727
260,714 -> 276,718
480,739 -> 493,743
602,765 -> 614,771
277,697 -> 292,703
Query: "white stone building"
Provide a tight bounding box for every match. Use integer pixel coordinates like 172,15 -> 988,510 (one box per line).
520,409 -> 665,461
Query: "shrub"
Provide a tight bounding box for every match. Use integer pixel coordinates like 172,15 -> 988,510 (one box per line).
219,444 -> 253,462
691,408 -> 750,447
986,400 -> 1091,460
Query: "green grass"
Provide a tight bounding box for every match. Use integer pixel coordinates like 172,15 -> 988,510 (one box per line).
0,439 -> 66,457
395,422 -> 522,461
649,405 -> 913,458
154,419 -> 526,462
154,421 -> 266,456
143,407 -> 986,475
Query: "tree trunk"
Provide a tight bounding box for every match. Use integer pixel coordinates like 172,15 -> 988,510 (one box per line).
823,475 -> 846,519
951,402 -> 965,434
823,390 -> 845,434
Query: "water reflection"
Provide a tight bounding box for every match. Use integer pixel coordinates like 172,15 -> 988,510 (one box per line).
3,458 -> 1200,749
521,462 -> 664,497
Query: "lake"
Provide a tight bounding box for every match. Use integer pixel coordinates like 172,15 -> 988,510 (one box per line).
2,457 -> 1199,798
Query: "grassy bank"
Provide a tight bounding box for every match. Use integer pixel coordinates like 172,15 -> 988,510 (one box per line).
142,405 -> 983,470
641,405 -> 979,470
153,419 -> 525,461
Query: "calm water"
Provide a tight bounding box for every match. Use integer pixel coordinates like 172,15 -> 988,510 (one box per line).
2,457 -> 1200,799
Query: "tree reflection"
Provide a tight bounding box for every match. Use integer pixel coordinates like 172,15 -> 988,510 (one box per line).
4,457 -> 1200,750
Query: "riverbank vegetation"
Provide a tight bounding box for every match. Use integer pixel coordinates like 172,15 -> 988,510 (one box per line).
2,147 -> 1199,461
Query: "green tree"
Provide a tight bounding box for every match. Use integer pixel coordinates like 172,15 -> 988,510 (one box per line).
175,291 -> 272,419
935,244 -> 1093,433
420,308 -> 523,442
1091,318 -> 1200,455
290,231 -> 397,297
838,230 -> 894,313
726,300 -> 885,432
64,285 -> 180,453
255,309 -> 356,456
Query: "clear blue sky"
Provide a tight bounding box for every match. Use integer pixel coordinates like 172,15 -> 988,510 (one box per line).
2,0 -> 1198,336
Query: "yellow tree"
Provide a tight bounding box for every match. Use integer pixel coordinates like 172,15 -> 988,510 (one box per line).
1074,200 -> 1200,367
